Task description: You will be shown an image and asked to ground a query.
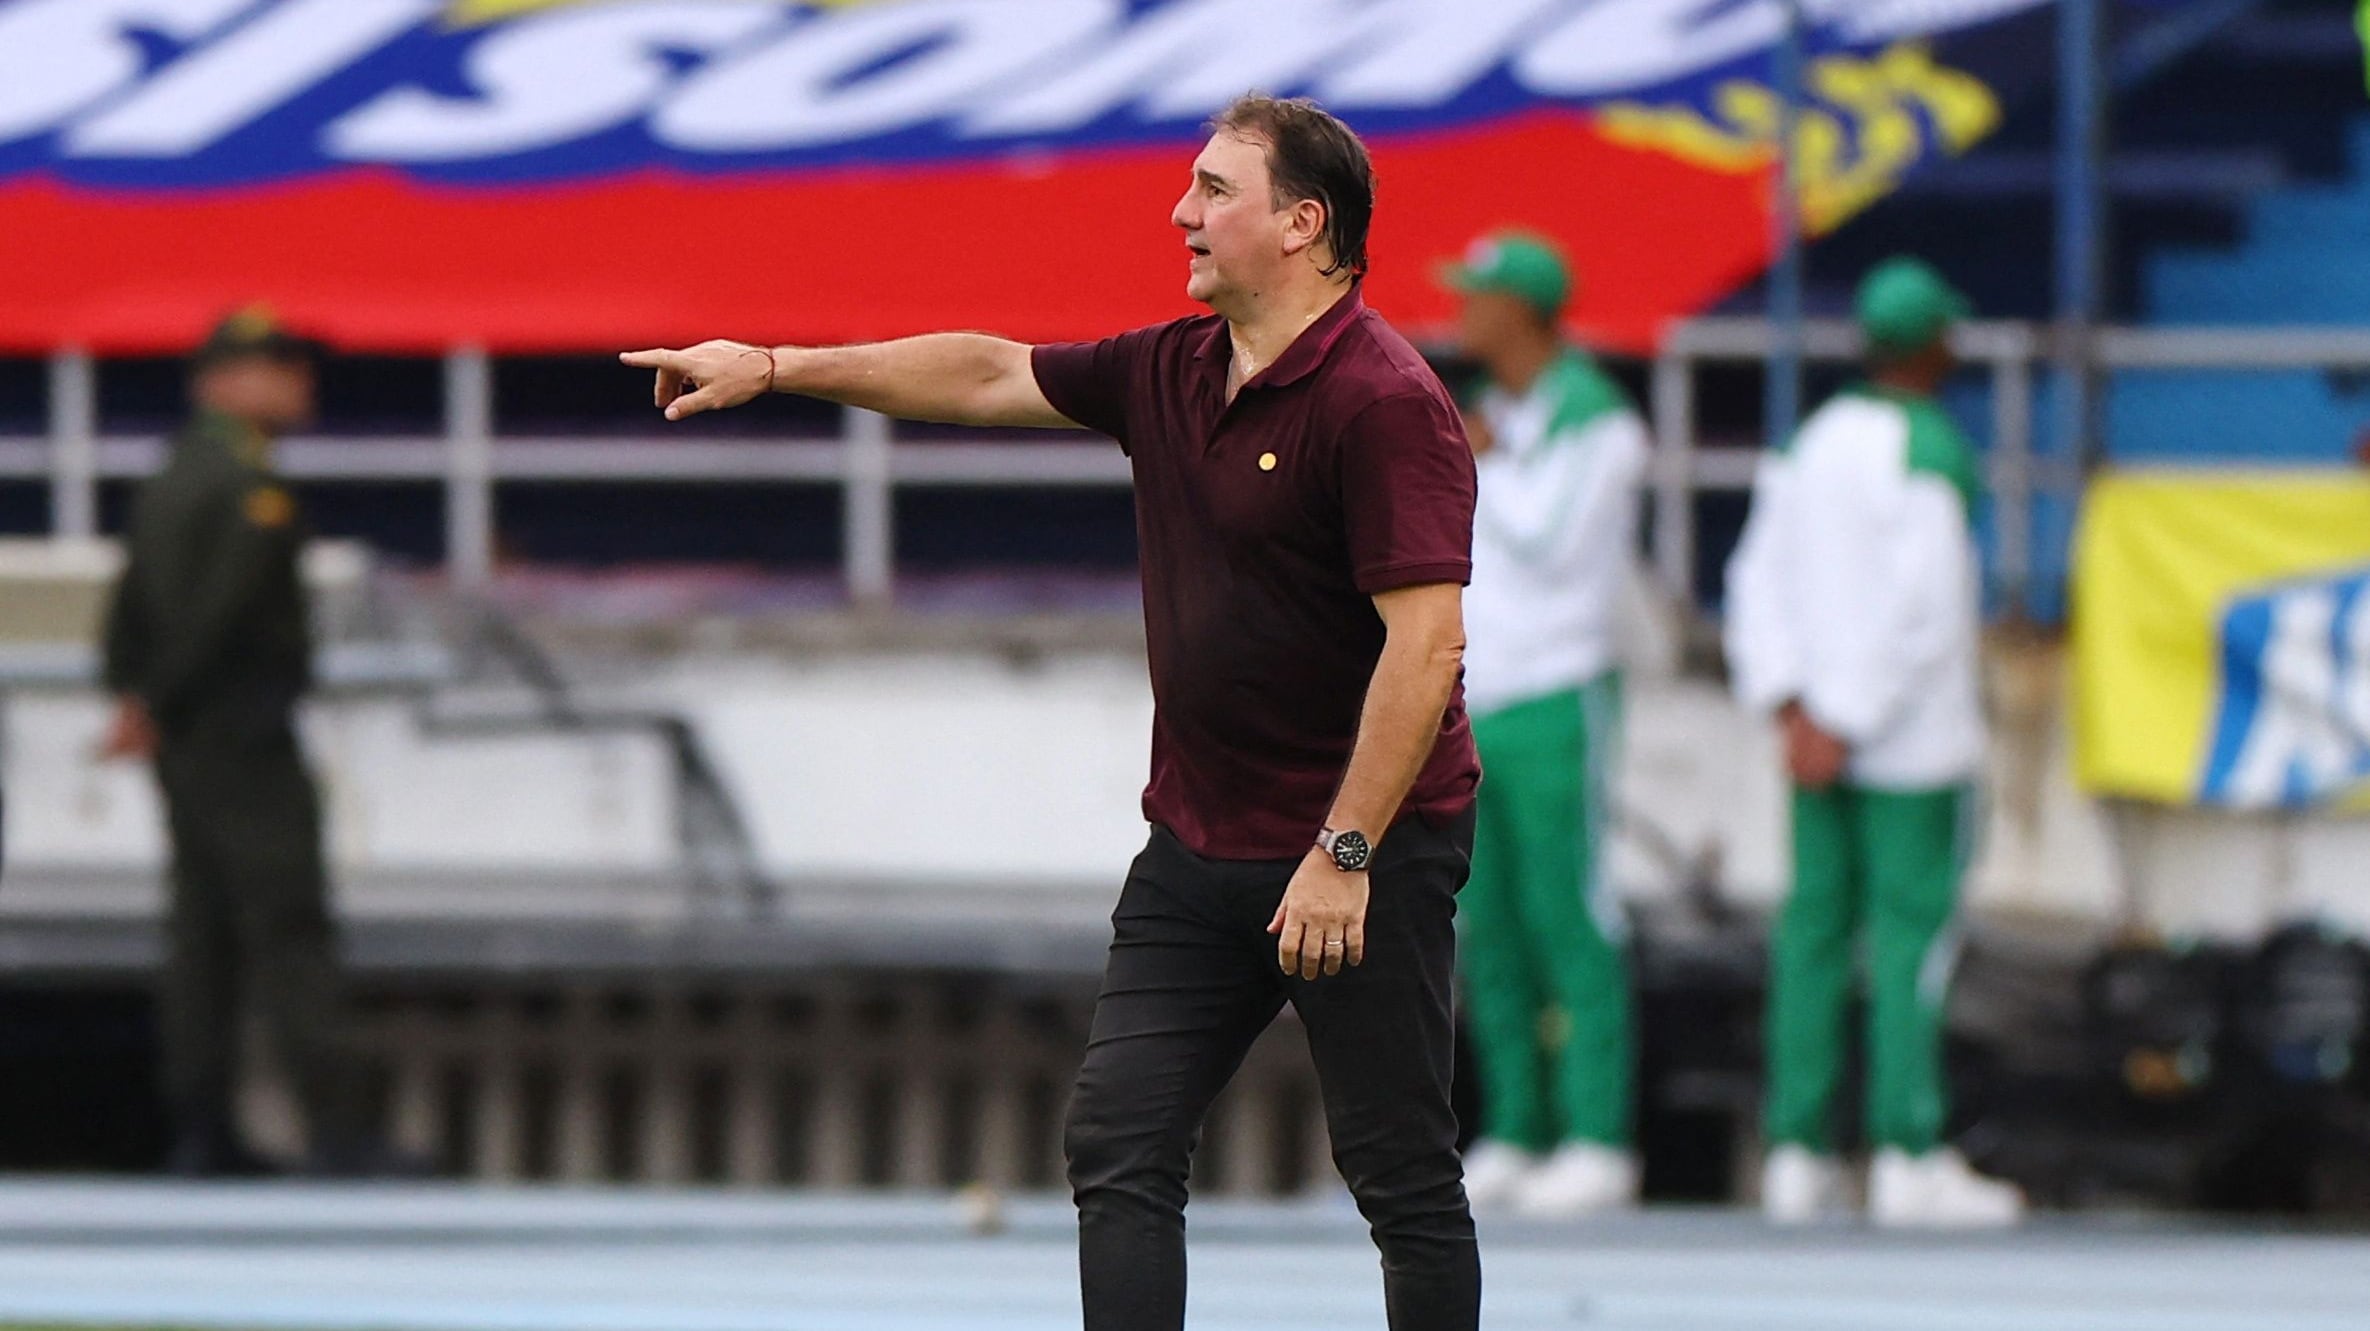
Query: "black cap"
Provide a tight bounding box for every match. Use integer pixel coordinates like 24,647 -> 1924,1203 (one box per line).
191,304 -> 329,369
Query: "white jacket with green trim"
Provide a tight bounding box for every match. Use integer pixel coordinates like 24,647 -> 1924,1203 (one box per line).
1463,348 -> 1649,719
1723,384 -> 1985,788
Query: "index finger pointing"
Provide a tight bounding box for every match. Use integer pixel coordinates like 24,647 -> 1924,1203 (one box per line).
618,349 -> 684,370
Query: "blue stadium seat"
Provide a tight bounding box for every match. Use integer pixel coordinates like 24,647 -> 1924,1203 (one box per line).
2114,115 -> 2370,466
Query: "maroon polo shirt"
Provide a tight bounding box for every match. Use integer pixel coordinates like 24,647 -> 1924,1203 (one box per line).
1032,285 -> 1482,860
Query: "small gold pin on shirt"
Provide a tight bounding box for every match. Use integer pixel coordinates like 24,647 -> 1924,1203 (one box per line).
1258,452 -> 1277,472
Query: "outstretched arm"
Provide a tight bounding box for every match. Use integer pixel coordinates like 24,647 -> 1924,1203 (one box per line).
618,335 -> 1079,428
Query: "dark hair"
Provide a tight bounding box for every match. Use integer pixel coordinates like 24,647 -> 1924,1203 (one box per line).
1209,93 -> 1375,280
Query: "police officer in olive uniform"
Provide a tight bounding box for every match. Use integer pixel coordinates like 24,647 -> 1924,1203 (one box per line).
99,307 -> 420,1179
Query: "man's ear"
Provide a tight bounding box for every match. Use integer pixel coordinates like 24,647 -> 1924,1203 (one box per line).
1280,196 -> 1328,259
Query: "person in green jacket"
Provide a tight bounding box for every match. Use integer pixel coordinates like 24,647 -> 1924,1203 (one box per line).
1724,260 -> 2021,1227
1438,233 -> 1649,1216
100,307 -> 423,1180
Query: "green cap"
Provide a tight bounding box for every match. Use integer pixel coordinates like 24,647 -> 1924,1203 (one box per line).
1855,257 -> 1970,356
191,303 -> 328,370
1437,231 -> 1572,319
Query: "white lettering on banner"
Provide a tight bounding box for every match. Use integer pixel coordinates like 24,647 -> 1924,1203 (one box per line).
654,0 -> 1109,152
0,0 -> 248,144
2223,587 -> 2357,807
0,0 -> 2057,166
1832,0 -> 2047,44
965,0 -> 1353,136
1103,0 -> 1350,122
757,0 -> 2042,148
1519,0 -> 1784,98
2345,589 -> 2370,776
328,1 -> 782,162
1318,0 -> 1570,109
67,0 -> 441,156
969,0 -> 1574,133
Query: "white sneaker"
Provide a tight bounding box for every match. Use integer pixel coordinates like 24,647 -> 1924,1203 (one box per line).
1460,1139 -> 1540,1211
1761,1144 -> 1847,1225
1869,1148 -> 2025,1229
1514,1142 -> 1639,1218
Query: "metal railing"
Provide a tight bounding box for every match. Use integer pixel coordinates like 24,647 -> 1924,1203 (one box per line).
7,349 -> 1130,607
1654,318 -> 2046,605
13,323 -> 2370,609
1650,318 -> 2370,609
346,978 -> 1328,1193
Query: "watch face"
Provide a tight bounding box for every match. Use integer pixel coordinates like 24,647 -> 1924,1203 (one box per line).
1330,829 -> 1372,872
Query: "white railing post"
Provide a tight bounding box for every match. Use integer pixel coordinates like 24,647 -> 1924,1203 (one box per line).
844,406 -> 894,608
1649,345 -> 1698,601
445,348 -> 495,593
1990,346 -> 2037,614
49,351 -> 98,538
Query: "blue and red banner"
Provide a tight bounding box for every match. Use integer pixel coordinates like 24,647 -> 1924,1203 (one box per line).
0,0 -> 2049,355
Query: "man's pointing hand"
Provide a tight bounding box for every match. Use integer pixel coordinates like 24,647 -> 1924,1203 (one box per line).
619,340 -> 776,420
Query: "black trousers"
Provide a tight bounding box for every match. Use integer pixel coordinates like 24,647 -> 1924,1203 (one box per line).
1065,808 -> 1479,1331
154,725 -> 359,1147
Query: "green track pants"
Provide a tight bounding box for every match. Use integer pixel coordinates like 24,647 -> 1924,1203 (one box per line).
1459,678 -> 1632,1151
1765,782 -> 1975,1155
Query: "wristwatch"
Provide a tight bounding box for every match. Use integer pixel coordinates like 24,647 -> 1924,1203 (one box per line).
1315,826 -> 1372,873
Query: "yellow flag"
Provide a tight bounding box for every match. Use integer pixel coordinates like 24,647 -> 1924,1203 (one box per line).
2073,471 -> 2370,807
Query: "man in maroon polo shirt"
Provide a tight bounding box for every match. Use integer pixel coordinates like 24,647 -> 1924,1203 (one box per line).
623,93 -> 1482,1331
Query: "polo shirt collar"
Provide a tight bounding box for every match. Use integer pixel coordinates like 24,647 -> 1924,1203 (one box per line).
1191,282 -> 1366,392
1262,283 -> 1364,387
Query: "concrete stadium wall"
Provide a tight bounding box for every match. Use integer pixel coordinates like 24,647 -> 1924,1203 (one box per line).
3,693 -> 676,875
10,644 -> 2366,939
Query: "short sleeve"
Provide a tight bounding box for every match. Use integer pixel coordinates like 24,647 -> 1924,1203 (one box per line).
1031,325 -> 1162,449
1340,391 -> 1477,594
